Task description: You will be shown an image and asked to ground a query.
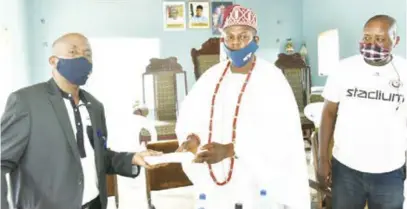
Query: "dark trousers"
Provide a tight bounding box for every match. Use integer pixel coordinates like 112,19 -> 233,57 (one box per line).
331,158 -> 405,209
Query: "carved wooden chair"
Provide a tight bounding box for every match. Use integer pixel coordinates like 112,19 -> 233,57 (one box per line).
138,57 -> 188,144
191,37 -> 220,80
310,87 -> 324,103
106,175 -> 119,208
275,53 -> 313,143
132,57 -> 191,208
309,130 -> 333,209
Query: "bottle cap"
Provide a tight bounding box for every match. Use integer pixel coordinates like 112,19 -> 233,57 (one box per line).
199,193 -> 206,200
260,189 -> 267,196
235,203 -> 243,209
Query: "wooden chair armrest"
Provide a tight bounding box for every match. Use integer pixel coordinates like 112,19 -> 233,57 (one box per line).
145,140 -> 193,191
146,139 -> 179,153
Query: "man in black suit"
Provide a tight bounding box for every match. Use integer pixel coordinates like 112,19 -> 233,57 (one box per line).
1,33 -> 162,209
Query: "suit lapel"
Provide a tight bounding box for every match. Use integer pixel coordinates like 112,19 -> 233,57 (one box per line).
47,79 -> 81,163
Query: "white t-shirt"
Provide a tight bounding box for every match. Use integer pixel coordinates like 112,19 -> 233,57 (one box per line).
322,54 -> 407,173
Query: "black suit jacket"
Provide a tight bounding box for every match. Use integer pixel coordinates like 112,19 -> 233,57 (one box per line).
1,79 -> 140,209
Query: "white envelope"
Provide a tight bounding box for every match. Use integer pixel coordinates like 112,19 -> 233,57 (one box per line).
144,152 -> 195,165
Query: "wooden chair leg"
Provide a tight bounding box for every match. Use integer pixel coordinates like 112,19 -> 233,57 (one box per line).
316,195 -> 323,209
310,131 -> 324,208
323,196 -> 332,209
145,170 -> 153,209
114,175 -> 119,209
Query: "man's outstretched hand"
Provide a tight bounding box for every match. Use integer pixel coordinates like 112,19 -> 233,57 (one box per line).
193,142 -> 234,164
132,150 -> 166,169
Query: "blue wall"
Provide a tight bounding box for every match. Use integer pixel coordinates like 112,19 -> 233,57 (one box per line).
26,0 -> 303,89
8,0 -> 407,87
303,0 -> 406,85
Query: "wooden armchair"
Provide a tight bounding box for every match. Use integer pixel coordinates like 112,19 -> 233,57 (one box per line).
145,140 -> 193,209
309,130 -> 333,209
310,87 -> 324,103
106,175 -> 119,208
133,58 -> 191,208
138,57 -> 188,144
191,37 -> 220,80
275,53 -> 313,142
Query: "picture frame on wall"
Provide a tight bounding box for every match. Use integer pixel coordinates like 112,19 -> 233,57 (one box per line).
187,1 -> 210,29
163,1 -> 186,31
211,1 -> 234,35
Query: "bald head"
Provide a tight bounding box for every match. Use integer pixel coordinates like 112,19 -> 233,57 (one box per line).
362,14 -> 399,50
364,15 -> 396,29
51,33 -> 92,58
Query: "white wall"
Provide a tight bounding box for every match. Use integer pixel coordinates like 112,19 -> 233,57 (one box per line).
317,29 -> 339,77
0,0 -> 30,113
83,38 -> 161,207
0,1 -> 31,207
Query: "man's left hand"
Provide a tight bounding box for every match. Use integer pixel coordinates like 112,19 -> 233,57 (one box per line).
193,142 -> 234,164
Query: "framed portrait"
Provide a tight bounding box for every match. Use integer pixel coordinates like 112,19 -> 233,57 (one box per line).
163,1 -> 186,31
211,1 -> 234,35
187,1 -> 210,29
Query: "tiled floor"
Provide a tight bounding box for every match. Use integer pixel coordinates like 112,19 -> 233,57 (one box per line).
107,145 -> 320,209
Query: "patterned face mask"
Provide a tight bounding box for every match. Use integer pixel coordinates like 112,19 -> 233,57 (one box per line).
359,42 -> 390,63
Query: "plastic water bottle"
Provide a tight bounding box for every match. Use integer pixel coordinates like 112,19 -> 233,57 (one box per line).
197,193 -> 207,209
255,189 -> 268,209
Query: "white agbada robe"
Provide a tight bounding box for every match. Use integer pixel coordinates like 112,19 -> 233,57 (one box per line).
175,58 -> 310,209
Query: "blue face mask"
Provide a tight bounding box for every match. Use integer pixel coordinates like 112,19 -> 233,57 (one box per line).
223,40 -> 259,67
57,57 -> 92,86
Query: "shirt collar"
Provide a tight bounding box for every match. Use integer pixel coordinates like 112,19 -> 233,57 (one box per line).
58,87 -> 89,105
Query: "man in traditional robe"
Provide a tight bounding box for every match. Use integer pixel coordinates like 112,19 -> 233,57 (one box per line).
317,15 -> 407,209
175,5 -> 310,209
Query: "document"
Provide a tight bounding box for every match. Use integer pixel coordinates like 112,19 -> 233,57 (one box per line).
144,152 -> 195,165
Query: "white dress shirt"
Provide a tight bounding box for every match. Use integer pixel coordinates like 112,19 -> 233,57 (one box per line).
63,95 -> 99,205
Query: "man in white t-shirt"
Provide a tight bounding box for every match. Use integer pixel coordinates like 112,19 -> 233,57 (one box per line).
317,14 -> 407,209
